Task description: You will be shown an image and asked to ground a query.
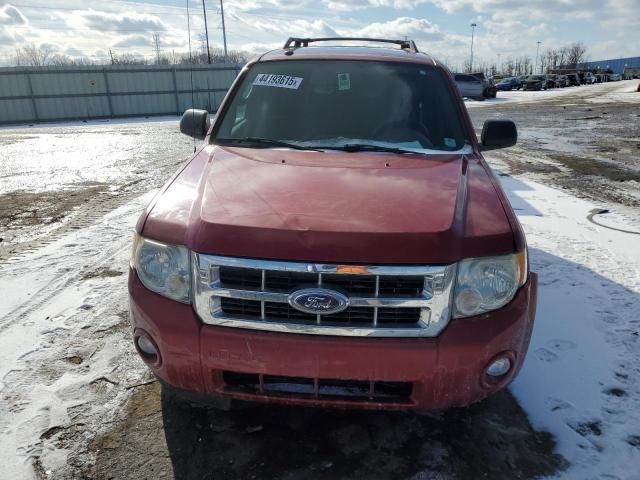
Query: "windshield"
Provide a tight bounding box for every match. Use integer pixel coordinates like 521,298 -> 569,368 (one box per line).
214,60 -> 468,152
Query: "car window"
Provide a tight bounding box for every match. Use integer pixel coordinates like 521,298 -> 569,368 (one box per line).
215,60 -> 468,152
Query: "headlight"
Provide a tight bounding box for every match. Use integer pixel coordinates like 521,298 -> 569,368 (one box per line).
453,251 -> 527,318
131,234 -> 191,303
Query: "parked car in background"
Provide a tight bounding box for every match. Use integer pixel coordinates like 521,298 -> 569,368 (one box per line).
522,75 -> 545,90
454,73 -> 486,100
567,73 -> 581,86
609,73 -> 621,81
579,72 -> 597,84
545,75 -> 558,89
129,36 -> 536,412
557,75 -> 569,87
470,72 -> 497,98
495,77 -> 522,91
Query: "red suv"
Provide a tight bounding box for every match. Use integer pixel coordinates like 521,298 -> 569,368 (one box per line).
129,37 -> 537,410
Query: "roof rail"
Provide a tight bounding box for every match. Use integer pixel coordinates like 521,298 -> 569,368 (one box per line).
283,37 -> 419,53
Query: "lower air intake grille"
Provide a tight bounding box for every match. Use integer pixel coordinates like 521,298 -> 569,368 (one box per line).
222,371 -> 413,401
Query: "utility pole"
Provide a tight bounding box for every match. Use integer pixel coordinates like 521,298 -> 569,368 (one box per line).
220,0 -> 228,61
202,0 -> 212,64
469,23 -> 477,73
535,41 -> 541,73
108,48 -> 114,65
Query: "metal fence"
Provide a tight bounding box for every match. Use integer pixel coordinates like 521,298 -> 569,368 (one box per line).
0,64 -> 240,125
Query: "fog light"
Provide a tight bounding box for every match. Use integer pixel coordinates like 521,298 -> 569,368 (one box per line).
137,335 -> 158,356
486,357 -> 511,377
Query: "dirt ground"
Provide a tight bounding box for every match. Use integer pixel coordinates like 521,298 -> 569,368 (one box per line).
82,382 -> 564,480
1,83 -> 638,479
467,93 -> 640,210
0,118 -> 193,262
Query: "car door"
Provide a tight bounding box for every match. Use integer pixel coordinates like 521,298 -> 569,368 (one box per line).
454,74 -> 471,97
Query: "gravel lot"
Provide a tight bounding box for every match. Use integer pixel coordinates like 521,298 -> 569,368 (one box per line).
1,81 -> 638,479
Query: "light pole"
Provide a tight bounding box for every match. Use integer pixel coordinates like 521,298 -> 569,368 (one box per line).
469,23 -> 477,73
535,41 -> 541,73
202,0 -> 211,64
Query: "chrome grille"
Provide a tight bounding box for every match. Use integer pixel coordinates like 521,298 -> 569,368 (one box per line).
193,254 -> 456,337
220,298 -> 422,326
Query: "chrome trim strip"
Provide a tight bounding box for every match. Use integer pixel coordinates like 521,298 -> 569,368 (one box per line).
373,275 -> 380,327
212,287 -> 290,303
197,254 -> 448,276
260,270 -> 266,320
209,287 -> 431,308
208,315 -> 432,337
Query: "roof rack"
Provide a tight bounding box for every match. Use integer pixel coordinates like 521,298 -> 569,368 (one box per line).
283,37 -> 419,53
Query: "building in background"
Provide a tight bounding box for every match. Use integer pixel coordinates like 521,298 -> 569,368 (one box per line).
579,56 -> 640,77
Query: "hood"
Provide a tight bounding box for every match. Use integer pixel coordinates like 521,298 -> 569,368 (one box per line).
142,146 -> 515,264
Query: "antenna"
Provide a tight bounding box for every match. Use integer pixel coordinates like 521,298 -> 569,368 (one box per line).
186,0 -> 196,152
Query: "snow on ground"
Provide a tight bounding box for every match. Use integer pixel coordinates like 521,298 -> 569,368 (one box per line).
465,79 -> 640,108
0,194 -> 154,479
501,173 -> 640,479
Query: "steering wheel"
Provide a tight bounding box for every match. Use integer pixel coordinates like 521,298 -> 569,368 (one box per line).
372,120 -> 433,148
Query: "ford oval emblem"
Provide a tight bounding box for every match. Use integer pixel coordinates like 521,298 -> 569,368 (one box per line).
288,288 -> 349,315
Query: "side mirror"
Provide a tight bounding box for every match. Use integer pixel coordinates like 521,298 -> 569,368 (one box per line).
480,119 -> 517,151
180,109 -> 210,140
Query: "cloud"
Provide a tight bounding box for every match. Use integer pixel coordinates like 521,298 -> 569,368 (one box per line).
355,17 -> 443,41
0,29 -> 24,47
323,0 -> 429,10
79,11 -> 167,33
0,4 -> 27,25
112,34 -> 153,48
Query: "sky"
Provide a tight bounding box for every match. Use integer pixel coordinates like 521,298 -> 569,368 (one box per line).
0,0 -> 638,68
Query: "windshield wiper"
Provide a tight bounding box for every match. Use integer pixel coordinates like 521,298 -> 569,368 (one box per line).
324,143 -> 426,155
216,137 -> 322,151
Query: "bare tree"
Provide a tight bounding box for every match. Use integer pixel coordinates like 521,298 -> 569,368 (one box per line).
566,42 -> 588,68
110,53 -> 149,65
13,44 -> 56,67
178,47 -> 248,66
49,54 -> 96,66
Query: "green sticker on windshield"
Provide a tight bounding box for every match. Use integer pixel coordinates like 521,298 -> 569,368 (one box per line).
444,137 -> 457,148
337,73 -> 351,91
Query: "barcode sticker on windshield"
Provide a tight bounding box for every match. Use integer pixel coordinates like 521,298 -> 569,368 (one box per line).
253,74 -> 303,89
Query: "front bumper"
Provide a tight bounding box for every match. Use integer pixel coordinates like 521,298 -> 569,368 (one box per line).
129,269 -> 537,410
